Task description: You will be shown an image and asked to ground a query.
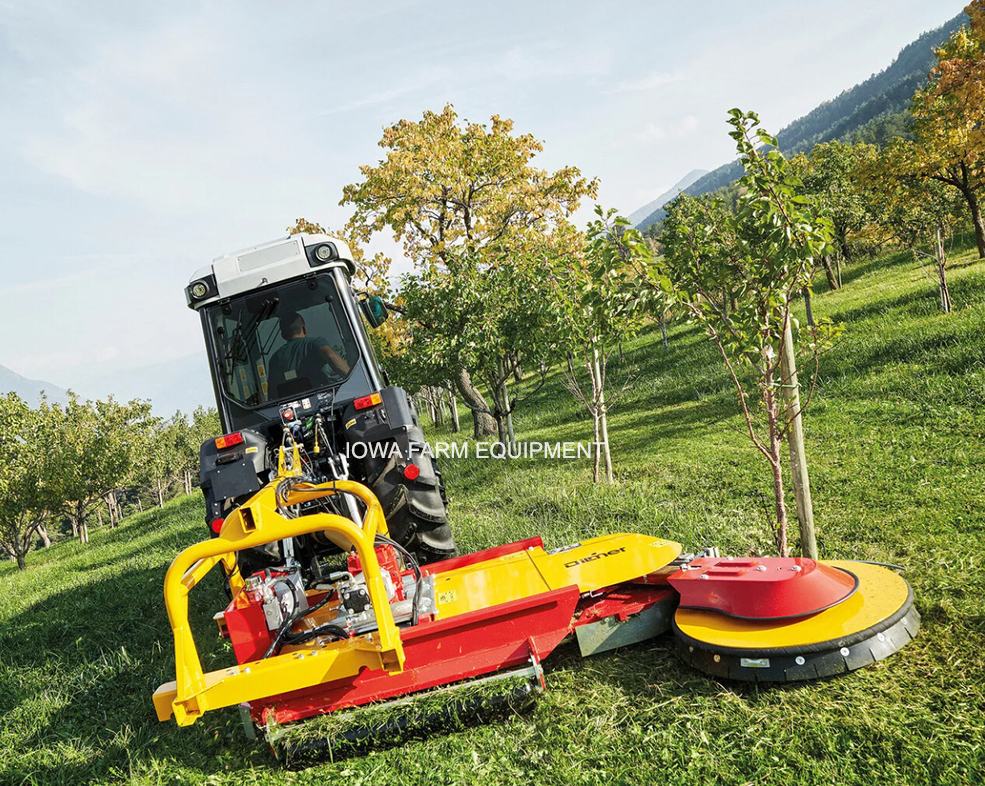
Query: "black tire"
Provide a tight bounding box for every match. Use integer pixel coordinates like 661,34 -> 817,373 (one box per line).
368,451 -> 456,564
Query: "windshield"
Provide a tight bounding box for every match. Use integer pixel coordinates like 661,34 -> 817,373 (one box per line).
206,275 -> 358,408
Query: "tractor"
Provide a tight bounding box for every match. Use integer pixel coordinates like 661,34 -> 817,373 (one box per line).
184,232 -> 456,577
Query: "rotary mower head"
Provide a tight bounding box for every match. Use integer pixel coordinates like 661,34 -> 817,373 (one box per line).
152,464 -> 918,766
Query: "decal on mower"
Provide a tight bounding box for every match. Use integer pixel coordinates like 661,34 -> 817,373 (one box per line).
564,547 -> 626,569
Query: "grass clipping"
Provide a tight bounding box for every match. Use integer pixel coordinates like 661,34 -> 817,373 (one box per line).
271,671 -> 539,762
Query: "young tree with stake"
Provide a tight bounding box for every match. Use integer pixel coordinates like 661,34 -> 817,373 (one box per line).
549,207 -> 646,483
647,110 -> 840,557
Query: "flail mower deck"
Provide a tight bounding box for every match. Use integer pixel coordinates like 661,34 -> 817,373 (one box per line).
153,459 -> 919,765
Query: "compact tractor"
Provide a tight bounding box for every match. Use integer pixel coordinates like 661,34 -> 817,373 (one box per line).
154,233 -> 920,765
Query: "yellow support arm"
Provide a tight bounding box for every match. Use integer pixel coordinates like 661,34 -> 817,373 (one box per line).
155,479 -> 403,726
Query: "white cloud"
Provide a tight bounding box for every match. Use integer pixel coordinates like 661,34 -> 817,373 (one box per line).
614,70 -> 683,92
678,114 -> 699,135
635,122 -> 667,143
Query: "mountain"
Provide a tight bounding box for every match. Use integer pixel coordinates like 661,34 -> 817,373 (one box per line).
0,364 -> 69,406
1,354 -> 216,415
76,352 -> 216,416
637,11 -> 969,230
630,169 -> 709,229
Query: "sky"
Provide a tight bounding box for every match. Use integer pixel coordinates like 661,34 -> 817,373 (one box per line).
0,0 -> 958,389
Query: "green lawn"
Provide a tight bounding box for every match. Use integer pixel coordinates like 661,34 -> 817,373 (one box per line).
2,239 -> 984,785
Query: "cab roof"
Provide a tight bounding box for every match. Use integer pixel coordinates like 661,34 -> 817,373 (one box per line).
186,233 -> 355,310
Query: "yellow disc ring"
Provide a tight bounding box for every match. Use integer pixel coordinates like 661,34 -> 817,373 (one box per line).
674,560 -> 912,654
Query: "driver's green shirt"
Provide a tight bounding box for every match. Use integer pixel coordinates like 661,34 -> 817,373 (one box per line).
267,336 -> 336,393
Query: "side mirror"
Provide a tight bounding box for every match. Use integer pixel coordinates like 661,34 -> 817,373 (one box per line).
360,295 -> 390,328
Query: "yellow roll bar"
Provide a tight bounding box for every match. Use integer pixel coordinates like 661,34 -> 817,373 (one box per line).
154,478 -> 405,726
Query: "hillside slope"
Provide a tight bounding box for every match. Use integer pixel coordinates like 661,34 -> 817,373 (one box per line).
1,241 -> 983,784
0,364 -> 68,406
637,11 -> 967,229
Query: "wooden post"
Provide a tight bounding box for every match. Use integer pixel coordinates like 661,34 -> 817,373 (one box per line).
781,315 -> 818,559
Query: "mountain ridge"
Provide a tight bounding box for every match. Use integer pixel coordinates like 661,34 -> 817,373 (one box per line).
634,11 -> 969,230
0,364 -> 69,407
1,353 -> 215,416
629,168 -> 708,228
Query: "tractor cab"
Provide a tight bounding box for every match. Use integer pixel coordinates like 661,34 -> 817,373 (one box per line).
186,234 -> 385,433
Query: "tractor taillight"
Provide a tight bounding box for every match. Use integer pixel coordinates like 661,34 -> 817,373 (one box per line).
403,464 -> 420,480
215,432 -> 244,450
353,392 -> 383,410
210,518 -> 224,534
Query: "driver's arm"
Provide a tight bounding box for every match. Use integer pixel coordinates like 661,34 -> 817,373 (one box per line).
319,344 -> 350,375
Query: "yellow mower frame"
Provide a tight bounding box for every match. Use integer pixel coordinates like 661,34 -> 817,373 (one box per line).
154,477 -> 405,726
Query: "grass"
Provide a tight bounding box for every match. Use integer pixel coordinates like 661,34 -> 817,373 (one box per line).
2,236 -> 984,784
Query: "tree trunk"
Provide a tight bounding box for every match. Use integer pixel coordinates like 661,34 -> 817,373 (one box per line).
498,360 -> 516,445
764,368 -> 789,557
591,409 -> 601,483
803,288 -> 814,327
437,387 -> 448,426
105,489 -> 119,528
39,524 -> 50,548
456,368 -> 496,438
184,469 -> 193,495
495,414 -> 509,445
837,230 -> 852,263
781,316 -> 817,559
820,256 -> 839,290
432,389 -> 442,425
660,313 -> 669,353
16,553 -> 26,570
592,347 -> 613,484
938,265 -> 953,314
964,186 -> 985,259
71,518 -> 78,538
75,503 -> 89,544
157,485 -> 165,508
446,382 -> 460,434
933,227 -> 953,313
768,412 -> 788,557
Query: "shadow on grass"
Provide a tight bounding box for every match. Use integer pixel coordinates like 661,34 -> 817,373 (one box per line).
0,563 -> 268,784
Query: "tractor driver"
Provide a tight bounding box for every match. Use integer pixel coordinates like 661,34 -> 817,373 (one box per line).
267,311 -> 351,395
